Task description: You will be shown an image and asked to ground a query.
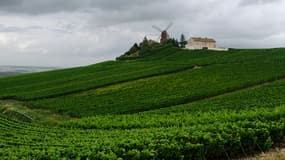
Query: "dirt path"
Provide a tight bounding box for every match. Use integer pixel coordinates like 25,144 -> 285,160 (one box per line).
241,148 -> 285,160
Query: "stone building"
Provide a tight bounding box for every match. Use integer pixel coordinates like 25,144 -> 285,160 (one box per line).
187,37 -> 216,49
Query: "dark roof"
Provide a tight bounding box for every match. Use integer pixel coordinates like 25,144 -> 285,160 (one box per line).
191,37 -> 216,43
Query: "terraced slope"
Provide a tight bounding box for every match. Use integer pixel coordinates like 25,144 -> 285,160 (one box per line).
59,79 -> 285,129
0,47 -> 285,159
0,46 -> 201,100
31,61 -> 285,116
0,47 -> 282,101
27,48 -> 285,116
1,82 -> 285,159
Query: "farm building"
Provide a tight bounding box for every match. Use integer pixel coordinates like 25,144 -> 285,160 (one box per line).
186,37 -> 216,50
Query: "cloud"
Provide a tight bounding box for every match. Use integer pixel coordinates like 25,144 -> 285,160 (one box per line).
0,0 -> 81,14
0,0 -> 285,67
0,0 -> 167,15
0,24 -> 43,32
239,0 -> 282,6
0,0 -> 21,6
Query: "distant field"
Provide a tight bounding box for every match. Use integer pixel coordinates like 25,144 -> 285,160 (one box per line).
0,66 -> 57,77
0,46 -> 285,159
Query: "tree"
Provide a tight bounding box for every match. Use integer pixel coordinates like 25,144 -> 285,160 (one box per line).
130,43 -> 140,53
124,43 -> 140,56
174,39 -> 180,47
166,38 -> 179,47
179,34 -> 187,48
140,36 -> 149,48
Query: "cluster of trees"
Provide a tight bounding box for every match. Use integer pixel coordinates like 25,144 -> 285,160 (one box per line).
126,37 -> 159,55
117,34 -> 188,60
132,33 -> 188,53
116,37 -> 160,60
166,34 -> 187,48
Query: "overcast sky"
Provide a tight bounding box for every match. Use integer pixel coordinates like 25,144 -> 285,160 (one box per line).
0,0 -> 285,67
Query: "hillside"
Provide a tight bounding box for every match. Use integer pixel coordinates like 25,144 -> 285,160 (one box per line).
0,46 -> 285,159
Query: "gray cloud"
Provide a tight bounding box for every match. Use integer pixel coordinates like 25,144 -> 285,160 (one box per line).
0,0 -> 83,14
0,0 -> 21,6
0,24 -> 43,32
0,0 -> 285,67
239,0 -> 282,6
0,0 -> 166,15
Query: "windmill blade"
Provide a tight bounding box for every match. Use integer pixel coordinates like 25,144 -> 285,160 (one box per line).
165,22 -> 173,31
152,25 -> 163,32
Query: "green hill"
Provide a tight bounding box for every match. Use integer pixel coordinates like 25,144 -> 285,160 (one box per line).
0,46 -> 285,159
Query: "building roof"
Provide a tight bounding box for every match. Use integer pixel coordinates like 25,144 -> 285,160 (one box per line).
190,37 -> 216,43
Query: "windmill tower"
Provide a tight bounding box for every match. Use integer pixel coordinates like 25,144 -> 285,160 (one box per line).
152,22 -> 173,44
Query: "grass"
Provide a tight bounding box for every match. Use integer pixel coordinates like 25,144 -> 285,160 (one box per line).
30,58 -> 285,117
0,100 -> 70,126
1,105 -> 284,159
0,46 -> 285,159
0,47 -> 282,101
59,78 -> 285,130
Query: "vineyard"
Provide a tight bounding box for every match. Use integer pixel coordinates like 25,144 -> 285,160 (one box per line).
0,46 -> 285,159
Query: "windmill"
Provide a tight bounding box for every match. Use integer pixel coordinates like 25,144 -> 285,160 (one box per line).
152,22 -> 173,44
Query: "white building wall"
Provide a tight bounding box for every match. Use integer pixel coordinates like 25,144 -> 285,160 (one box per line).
187,39 -> 216,49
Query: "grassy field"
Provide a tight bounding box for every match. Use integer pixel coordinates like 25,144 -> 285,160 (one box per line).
0,46 -> 285,159
58,79 -> 285,129
0,47 -> 283,101
30,61 -> 285,116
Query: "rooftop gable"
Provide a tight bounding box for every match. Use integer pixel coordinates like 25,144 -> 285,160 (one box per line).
190,37 -> 216,43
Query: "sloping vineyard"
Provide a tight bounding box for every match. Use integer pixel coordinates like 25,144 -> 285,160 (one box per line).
1,105 -> 284,159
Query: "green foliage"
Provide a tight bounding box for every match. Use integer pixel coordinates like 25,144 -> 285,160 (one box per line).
31,53 -> 285,116
2,48 -> 283,102
0,106 -> 284,159
59,79 -> 285,130
179,34 -> 187,48
0,46 -> 184,100
139,36 -> 149,48
0,47 -> 285,159
116,37 -> 161,60
128,43 -> 141,55
166,38 -> 179,47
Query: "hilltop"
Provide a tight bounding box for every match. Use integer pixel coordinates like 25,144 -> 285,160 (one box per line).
0,46 -> 285,159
